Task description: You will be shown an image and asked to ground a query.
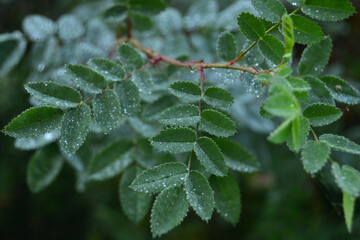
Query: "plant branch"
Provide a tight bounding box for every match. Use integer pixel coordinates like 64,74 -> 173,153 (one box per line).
125,38 -> 269,75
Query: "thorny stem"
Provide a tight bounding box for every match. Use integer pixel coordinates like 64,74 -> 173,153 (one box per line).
227,4 -> 304,66
124,38 -> 269,75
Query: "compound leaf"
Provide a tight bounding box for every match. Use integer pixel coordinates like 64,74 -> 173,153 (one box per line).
151,128 -> 197,153
25,82 -> 82,108
3,106 -> 64,138
59,104 -> 91,154
194,137 -> 227,176
130,162 -> 188,193
150,186 -> 188,237
185,171 -> 214,221
301,140 -> 330,174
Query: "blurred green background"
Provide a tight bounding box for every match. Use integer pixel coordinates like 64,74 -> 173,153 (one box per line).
1,0 -> 360,239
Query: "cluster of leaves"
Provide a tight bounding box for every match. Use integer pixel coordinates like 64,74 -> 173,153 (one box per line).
1,0 -> 360,237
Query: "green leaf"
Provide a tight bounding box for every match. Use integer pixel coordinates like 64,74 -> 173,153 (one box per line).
114,80 -> 141,116
150,186 -> 188,237
22,15 -> 56,41
258,35 -> 285,65
2,106 -> 64,138
203,87 -> 234,108
211,174 -> 241,225
27,145 -> 64,193
282,14 -> 295,61
159,105 -> 200,127
194,137 -> 227,176
301,140 -> 330,174
332,162 -> 360,197
130,162 -> 188,193
151,128 -> 197,153
59,104 -> 91,154
0,31 -> 27,77
15,130 -> 60,151
130,12 -> 154,31
320,76 -> 360,105
117,44 -> 143,69
102,4 -> 128,23
302,0 -> 356,21
214,138 -> 260,173
129,0 -> 167,15
132,70 -> 153,95
303,103 -> 342,127
343,192 -> 355,233
57,15 -> 85,41
25,82 -> 82,108
88,139 -> 133,181
277,67 -> 293,78
199,110 -> 237,138
65,64 -> 107,94
291,14 -> 324,45
88,58 -> 125,82
185,171 -> 214,221
287,77 -> 311,92
169,81 -> 202,103
263,93 -> 298,117
268,117 -> 293,144
298,37 -> 332,76
319,134 -> 360,155
92,90 -> 122,133
119,165 -> 152,223
237,12 -> 266,41
289,115 -> 309,153
217,32 -> 238,61
304,76 -> 334,105
251,0 -> 287,23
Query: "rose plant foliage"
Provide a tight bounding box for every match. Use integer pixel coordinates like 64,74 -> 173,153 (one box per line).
1,0 -> 360,237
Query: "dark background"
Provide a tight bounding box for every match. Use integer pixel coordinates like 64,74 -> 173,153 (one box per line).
1,0 -> 360,239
